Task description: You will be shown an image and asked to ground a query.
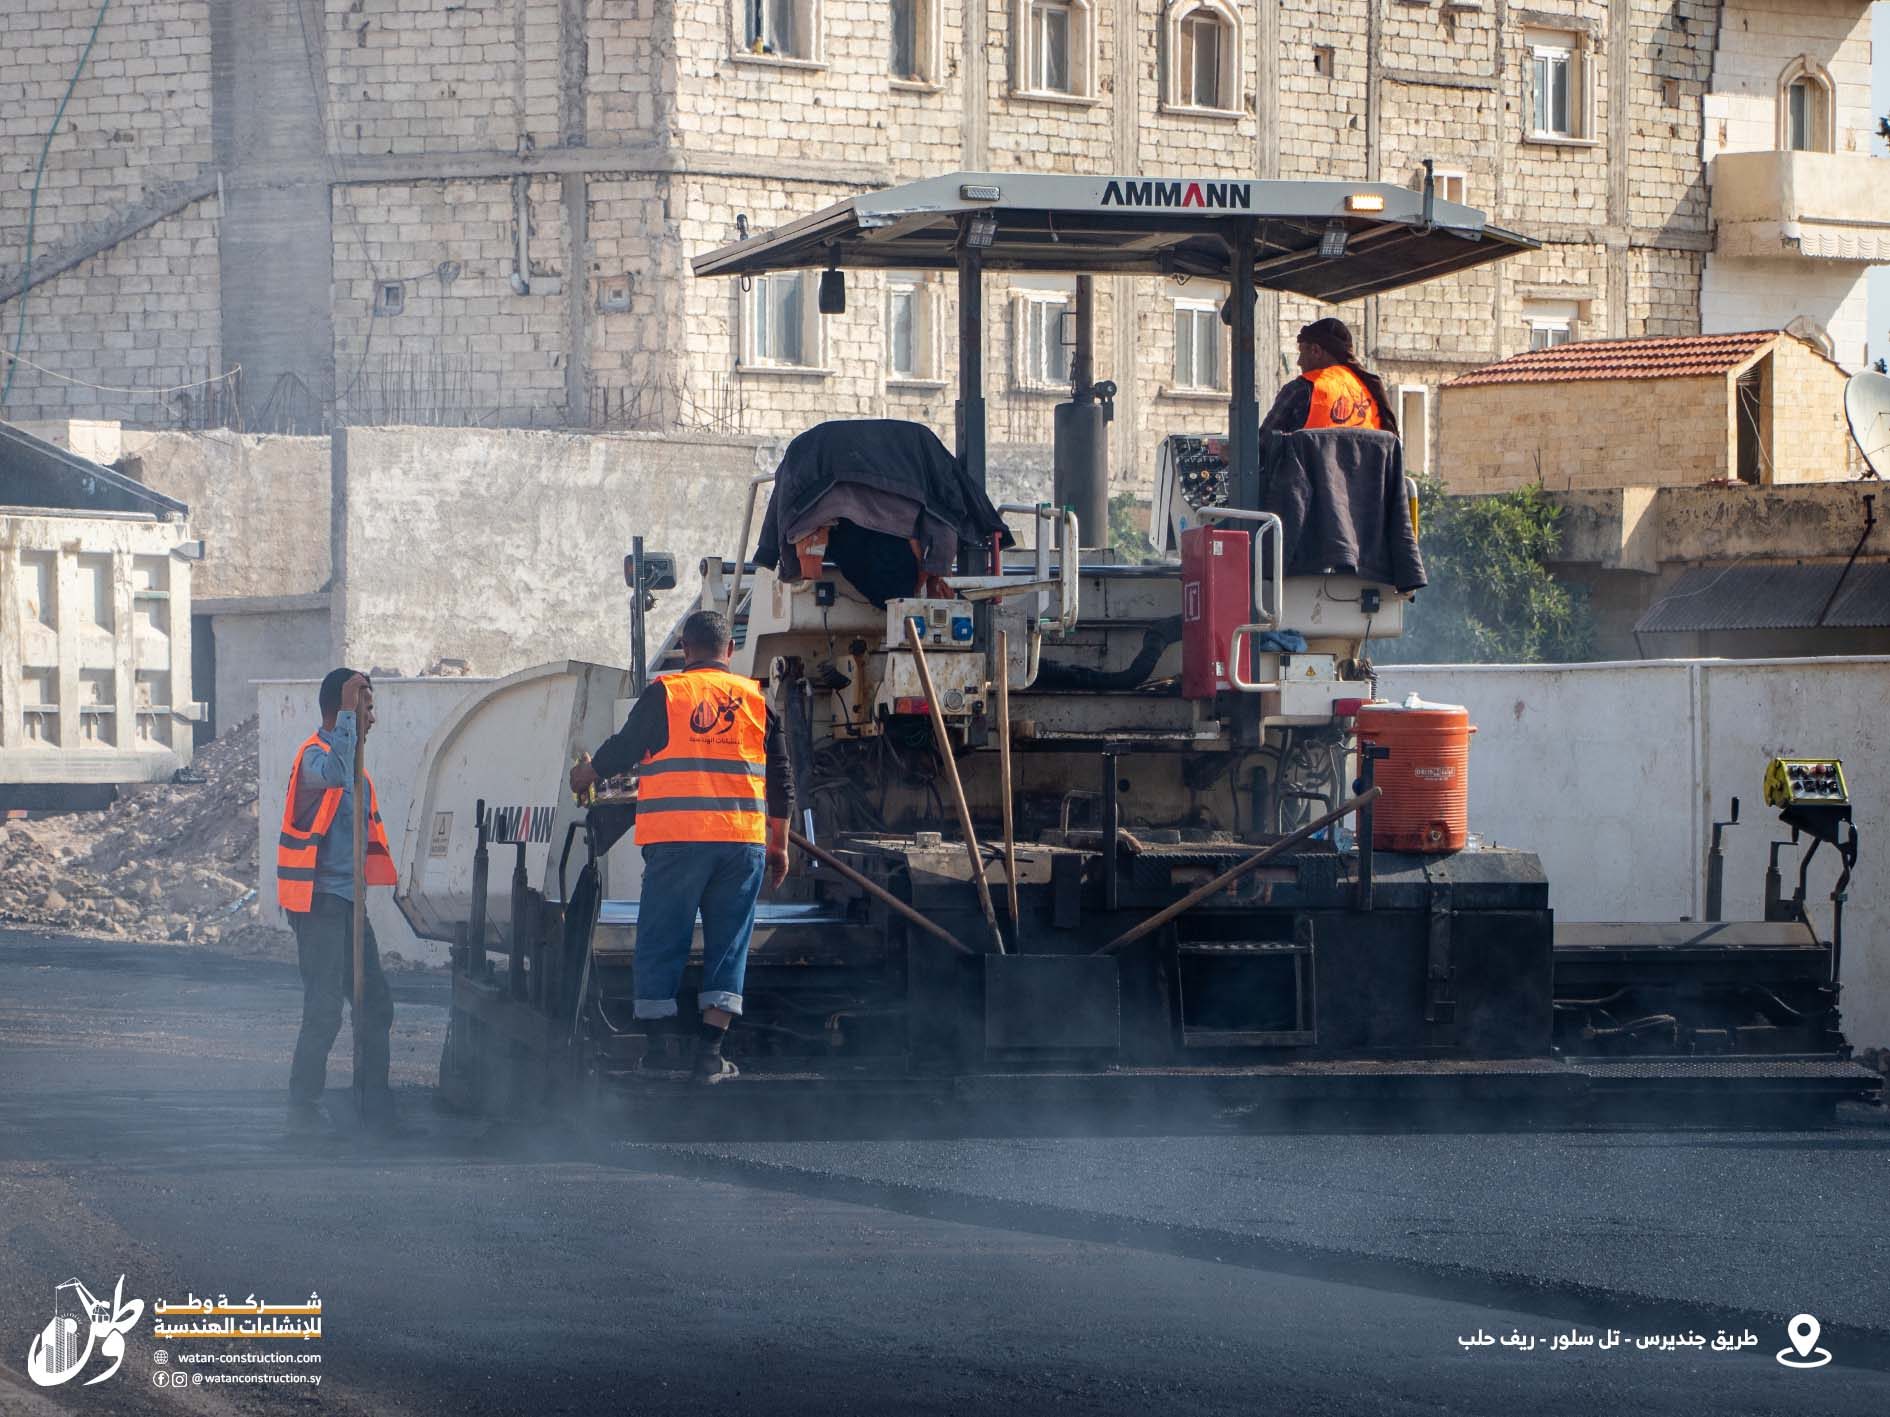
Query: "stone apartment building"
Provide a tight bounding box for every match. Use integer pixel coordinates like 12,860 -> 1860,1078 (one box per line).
0,0 -> 1883,499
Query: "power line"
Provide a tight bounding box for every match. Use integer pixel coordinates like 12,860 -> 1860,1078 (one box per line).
0,349 -> 239,397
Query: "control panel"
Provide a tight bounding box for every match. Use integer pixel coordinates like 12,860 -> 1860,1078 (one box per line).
1764,757 -> 1849,808
1152,434 -> 1232,553
888,597 -> 976,650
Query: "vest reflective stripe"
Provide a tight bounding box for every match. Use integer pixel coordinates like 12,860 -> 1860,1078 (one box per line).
636,757 -> 766,778
635,667 -> 769,845
276,731 -> 398,913
1303,364 -> 1382,431
635,797 -> 768,814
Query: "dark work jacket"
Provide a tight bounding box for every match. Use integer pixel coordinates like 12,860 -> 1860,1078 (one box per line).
1262,428 -> 1427,593
754,419 -> 1012,577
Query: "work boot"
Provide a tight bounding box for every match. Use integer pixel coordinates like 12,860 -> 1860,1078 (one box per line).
286,1100 -> 337,1137
692,1021 -> 738,1085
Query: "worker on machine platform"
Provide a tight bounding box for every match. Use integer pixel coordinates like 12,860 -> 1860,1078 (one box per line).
279,668 -> 403,1135
569,610 -> 791,1084
1260,316 -> 1399,438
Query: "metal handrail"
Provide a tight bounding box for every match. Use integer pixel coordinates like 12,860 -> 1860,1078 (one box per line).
994,501 -> 1080,635
1195,507 -> 1284,695
724,472 -> 775,624
1058,507 -> 1080,634
1195,506 -> 1284,628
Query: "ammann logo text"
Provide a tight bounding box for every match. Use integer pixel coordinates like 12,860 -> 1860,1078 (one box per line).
1100,180 -> 1253,210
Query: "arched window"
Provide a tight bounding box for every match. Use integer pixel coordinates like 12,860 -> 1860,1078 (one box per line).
1777,56 -> 1834,153
1164,0 -> 1240,113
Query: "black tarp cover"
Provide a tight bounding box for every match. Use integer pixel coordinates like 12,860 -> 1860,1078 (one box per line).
754,420 -> 1013,590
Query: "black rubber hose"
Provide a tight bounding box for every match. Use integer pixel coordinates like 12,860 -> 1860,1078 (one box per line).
1032,615 -> 1183,692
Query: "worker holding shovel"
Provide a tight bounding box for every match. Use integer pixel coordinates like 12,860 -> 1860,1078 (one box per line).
278,668 -> 407,1136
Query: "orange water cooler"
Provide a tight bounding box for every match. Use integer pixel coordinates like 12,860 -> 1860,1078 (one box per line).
1355,697 -> 1473,853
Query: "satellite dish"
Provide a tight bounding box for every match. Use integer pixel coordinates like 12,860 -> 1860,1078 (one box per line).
1845,371 -> 1890,479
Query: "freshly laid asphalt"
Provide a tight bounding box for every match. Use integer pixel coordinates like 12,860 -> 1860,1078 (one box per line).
1,930 -> 1885,1416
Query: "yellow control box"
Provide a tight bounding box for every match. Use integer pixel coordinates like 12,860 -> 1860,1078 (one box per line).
1763,757 -> 1848,808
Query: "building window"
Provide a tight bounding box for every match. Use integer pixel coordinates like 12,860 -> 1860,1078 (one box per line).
1312,45 -> 1334,79
1778,58 -> 1834,152
1523,299 -> 1579,351
1017,0 -> 1092,97
1171,300 -> 1225,391
1398,386 -> 1429,474
886,275 -> 934,381
744,0 -> 816,59
890,0 -> 935,82
1015,291 -> 1073,389
1162,1 -> 1239,112
744,272 -> 819,367
1526,29 -> 1588,140
1431,168 -> 1467,204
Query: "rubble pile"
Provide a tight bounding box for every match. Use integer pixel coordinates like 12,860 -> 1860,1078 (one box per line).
0,718 -> 292,957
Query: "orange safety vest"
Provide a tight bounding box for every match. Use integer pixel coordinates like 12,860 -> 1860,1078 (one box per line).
277,731 -> 397,912
634,667 -> 769,845
1303,364 -> 1382,431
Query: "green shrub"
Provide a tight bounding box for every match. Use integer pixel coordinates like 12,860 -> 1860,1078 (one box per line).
1377,478 -> 1595,664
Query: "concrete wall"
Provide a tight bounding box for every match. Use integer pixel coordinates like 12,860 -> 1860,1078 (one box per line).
204,594 -> 332,736
1379,658 -> 1890,1052
257,675 -> 490,965
332,424 -> 777,677
118,430 -> 334,598
1556,480 -> 1882,569
1544,479 -> 1886,657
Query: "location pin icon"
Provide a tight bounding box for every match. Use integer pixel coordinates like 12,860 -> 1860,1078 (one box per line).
1788,1314 -> 1820,1359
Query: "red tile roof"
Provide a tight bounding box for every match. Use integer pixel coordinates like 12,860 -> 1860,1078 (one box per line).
1448,331 -> 1784,388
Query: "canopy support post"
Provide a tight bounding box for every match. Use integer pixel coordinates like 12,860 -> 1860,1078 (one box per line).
1227,217 -> 1261,512
955,221 -> 989,573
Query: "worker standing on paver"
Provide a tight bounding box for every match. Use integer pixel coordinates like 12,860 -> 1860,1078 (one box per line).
1260,316 -> 1399,436
280,668 -> 403,1134
569,610 -> 791,1084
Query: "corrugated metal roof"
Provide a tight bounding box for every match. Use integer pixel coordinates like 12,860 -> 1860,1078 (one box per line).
1634,561 -> 1890,634
1449,331 -> 1784,388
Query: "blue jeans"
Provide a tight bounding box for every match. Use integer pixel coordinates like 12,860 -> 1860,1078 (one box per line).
632,841 -> 765,1019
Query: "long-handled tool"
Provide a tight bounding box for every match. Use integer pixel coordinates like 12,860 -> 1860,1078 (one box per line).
351,731 -> 367,1118
788,827 -> 974,957
1092,788 -> 1380,956
906,626 -> 1005,953
994,628 -> 1020,928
